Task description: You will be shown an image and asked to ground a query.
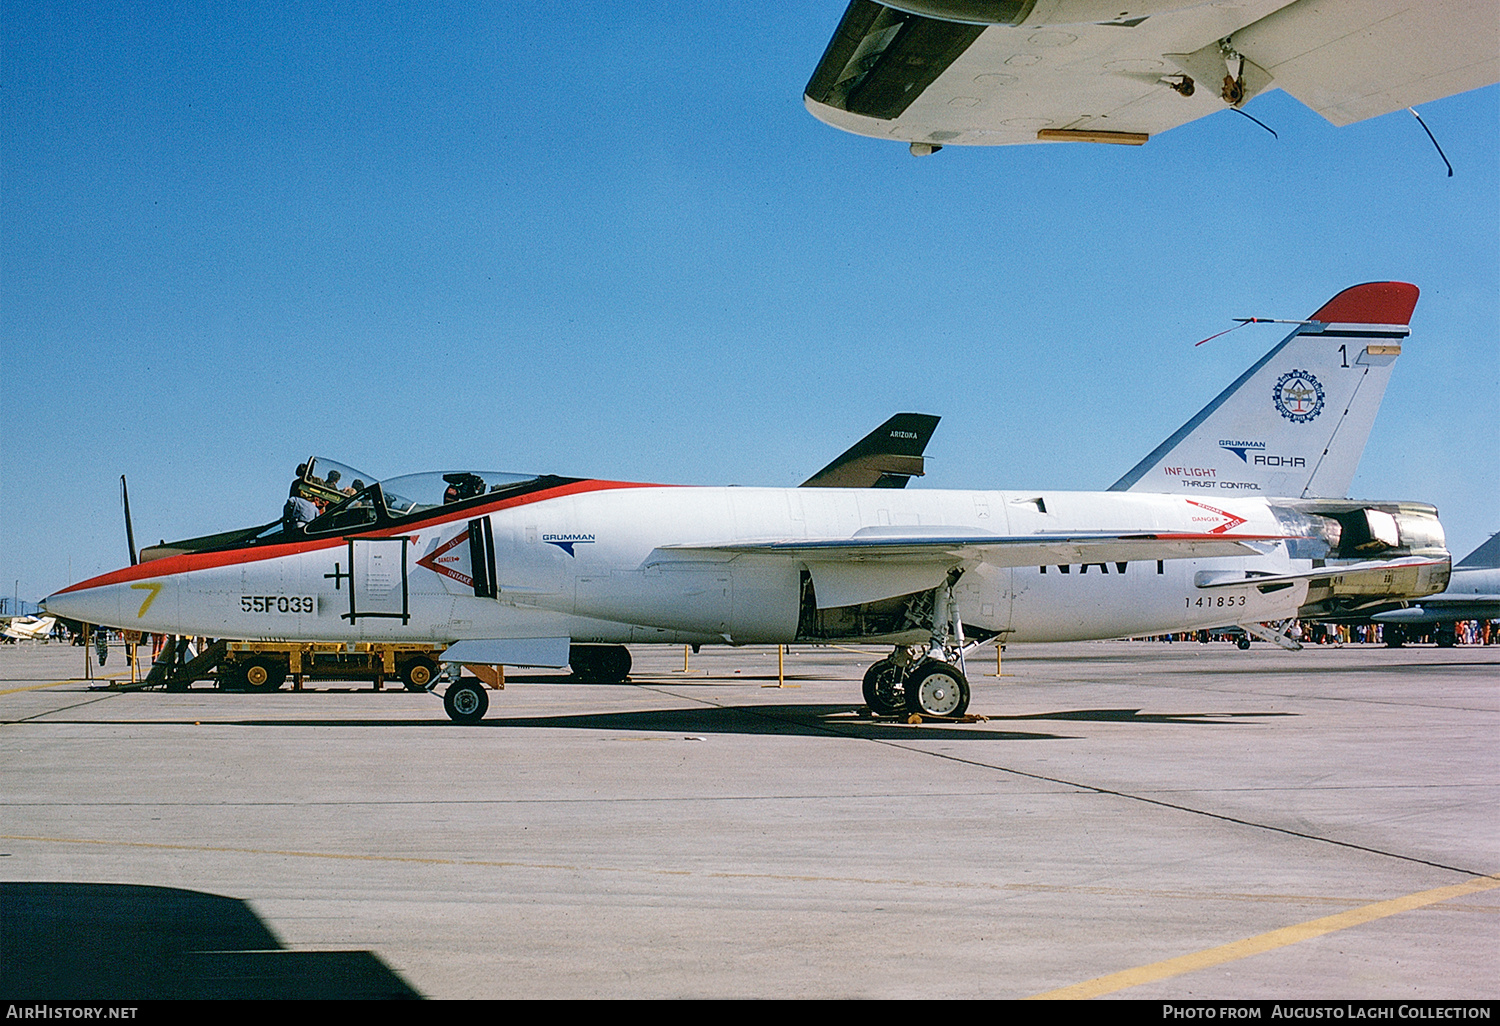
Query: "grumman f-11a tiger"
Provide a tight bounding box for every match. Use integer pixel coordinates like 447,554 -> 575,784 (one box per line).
44,283 -> 1451,722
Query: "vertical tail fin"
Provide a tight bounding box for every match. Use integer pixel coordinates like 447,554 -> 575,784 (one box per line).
1455,533 -> 1500,570
1110,282 -> 1417,498
801,413 -> 941,488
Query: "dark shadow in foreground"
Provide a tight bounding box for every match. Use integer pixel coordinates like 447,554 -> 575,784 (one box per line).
0,881 -> 420,999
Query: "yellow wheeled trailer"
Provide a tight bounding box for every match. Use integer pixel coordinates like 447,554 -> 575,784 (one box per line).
221,641 -> 448,693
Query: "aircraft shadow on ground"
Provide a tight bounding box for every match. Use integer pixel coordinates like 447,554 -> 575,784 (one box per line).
477,704 -> 1296,735
479,703 -> 1071,740
0,882 -> 420,1000
22,704 -> 1293,737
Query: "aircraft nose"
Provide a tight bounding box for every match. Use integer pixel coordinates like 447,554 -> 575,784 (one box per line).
40,589 -> 80,620
40,584 -> 115,626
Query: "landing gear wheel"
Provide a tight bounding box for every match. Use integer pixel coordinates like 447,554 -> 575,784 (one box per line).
905,661 -> 970,718
861,659 -> 905,716
1383,626 -> 1405,648
1434,625 -> 1457,648
1236,636 -> 1251,650
444,679 -> 489,724
570,644 -> 632,683
400,657 -> 438,692
242,657 -> 286,692
216,662 -> 247,692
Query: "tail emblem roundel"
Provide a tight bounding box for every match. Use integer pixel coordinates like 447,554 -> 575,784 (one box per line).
1273,370 -> 1325,423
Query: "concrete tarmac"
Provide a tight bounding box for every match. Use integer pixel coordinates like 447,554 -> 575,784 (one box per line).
2,639 -> 1496,999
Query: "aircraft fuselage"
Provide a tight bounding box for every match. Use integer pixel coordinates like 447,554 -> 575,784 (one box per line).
45,483 -> 1449,652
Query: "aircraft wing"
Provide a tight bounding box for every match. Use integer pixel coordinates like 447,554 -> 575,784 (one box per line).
661,528 -> 1280,606
1370,596 -> 1500,624
804,0 -> 1500,150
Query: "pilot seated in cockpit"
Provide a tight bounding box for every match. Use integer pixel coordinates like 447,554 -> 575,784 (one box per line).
442,473 -> 485,504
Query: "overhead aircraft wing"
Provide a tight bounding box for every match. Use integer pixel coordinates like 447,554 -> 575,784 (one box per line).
804,0 -> 1499,150
661,527 -> 1281,607
801,413 -> 941,488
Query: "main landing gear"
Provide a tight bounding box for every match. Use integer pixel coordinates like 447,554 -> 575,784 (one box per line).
862,569 -> 973,718
443,679 -> 489,724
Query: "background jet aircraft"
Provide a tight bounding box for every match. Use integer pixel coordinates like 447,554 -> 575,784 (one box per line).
1371,534 -> 1500,645
43,283 -> 1449,723
801,412 -> 941,488
805,0 -> 1500,153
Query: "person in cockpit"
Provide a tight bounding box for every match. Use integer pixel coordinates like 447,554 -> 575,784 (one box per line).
443,473 -> 485,504
283,484 -> 318,531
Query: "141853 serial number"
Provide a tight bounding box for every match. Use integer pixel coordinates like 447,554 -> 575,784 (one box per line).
1186,595 -> 1247,608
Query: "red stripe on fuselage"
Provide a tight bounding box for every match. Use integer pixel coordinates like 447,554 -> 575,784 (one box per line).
56,479 -> 665,594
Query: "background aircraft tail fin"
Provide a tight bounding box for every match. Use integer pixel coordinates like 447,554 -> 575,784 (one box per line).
802,413 -> 940,489
1110,282 -> 1417,499
1455,533 -> 1500,569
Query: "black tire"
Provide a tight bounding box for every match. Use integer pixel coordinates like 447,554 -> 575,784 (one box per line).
241,657 -> 286,692
568,645 -> 598,681
400,656 -> 439,692
216,661 -> 248,692
1237,636 -> 1251,650
904,661 -> 970,718
570,644 -> 632,683
1383,626 -> 1405,648
444,680 -> 489,724
861,659 -> 905,716
1434,625 -> 1457,648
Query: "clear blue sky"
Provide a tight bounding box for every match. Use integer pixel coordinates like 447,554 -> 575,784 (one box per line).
4,2 -> 1497,603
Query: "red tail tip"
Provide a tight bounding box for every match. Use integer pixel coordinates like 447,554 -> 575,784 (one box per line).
1310,282 -> 1419,325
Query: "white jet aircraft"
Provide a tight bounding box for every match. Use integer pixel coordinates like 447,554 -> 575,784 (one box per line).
804,0 -> 1499,154
44,282 -> 1450,722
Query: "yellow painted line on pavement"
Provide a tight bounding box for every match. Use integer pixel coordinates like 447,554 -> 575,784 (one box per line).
7,833 -> 1497,943
1029,874 -> 1500,1000
0,674 -> 130,696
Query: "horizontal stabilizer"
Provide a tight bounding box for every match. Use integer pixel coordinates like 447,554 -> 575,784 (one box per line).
1196,556 -> 1450,605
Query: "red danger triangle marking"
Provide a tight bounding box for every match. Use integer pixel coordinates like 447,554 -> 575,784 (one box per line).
415,532 -> 473,588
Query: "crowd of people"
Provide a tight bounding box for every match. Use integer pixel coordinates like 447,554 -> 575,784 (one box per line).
1137,620 -> 1498,646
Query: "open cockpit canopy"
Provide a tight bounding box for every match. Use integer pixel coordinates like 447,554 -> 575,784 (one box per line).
141,459 -> 553,560
301,470 -> 549,535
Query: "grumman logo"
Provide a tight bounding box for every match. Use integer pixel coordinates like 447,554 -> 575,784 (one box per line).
1219,440 -> 1265,463
544,533 -> 595,556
